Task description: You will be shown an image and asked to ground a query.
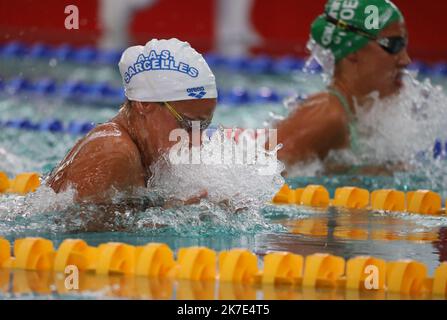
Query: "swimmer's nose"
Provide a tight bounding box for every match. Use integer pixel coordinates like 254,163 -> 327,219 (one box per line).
397,48 -> 411,69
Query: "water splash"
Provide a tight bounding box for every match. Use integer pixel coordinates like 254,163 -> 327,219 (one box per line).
148,127 -> 285,207
0,185 -> 283,236
306,39 -> 335,83
0,186 -> 76,235
290,41 -> 447,192
0,128 -> 285,235
352,72 -> 447,164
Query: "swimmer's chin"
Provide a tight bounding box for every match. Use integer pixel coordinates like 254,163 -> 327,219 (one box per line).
379,82 -> 405,99
394,77 -> 404,89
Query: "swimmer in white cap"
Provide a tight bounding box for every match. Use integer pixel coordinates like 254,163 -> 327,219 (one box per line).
47,38 -> 217,203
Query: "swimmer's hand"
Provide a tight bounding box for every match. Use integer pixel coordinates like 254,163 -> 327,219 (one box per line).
216,198 -> 248,214
184,190 -> 208,205
163,190 -> 208,209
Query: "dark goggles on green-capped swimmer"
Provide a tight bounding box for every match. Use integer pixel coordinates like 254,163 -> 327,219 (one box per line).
163,101 -> 212,131
324,14 -> 407,55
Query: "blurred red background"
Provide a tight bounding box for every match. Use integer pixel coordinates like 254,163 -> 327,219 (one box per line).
0,0 -> 446,61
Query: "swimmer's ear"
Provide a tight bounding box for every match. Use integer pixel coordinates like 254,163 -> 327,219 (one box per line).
134,101 -> 154,115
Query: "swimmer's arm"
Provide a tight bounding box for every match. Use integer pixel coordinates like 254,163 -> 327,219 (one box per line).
163,190 -> 208,208
274,105 -> 347,164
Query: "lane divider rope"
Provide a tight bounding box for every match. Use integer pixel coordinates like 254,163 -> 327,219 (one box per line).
0,75 -> 296,106
0,237 -> 445,297
1,41 -> 445,76
272,184 -> 447,216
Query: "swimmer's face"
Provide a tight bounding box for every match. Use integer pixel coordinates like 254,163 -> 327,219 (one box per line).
170,98 -> 216,124
356,22 -> 411,98
164,98 -> 217,146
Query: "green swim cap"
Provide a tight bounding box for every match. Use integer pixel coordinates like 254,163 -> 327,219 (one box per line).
311,0 -> 404,62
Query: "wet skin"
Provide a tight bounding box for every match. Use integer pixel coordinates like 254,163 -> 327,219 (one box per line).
47,98 -> 216,203
275,22 -> 411,167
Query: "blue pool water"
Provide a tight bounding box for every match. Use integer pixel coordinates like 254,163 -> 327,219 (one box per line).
1,49 -> 447,299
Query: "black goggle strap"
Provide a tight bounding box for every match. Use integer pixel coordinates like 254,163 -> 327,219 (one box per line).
324,13 -> 377,40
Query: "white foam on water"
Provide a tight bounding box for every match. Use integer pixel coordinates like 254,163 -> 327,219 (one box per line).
353,72 -> 447,164
0,128 -> 285,235
148,127 -> 285,207
282,43 -> 447,182
0,186 -> 76,234
0,186 -> 75,219
133,127 -> 286,235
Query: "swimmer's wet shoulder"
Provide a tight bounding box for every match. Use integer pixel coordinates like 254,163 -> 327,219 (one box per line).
47,122 -> 146,202
275,93 -> 350,164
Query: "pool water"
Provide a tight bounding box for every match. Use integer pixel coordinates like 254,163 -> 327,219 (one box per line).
1,54 -> 447,300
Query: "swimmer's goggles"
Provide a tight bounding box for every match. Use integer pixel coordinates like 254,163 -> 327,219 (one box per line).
324,14 -> 407,55
163,102 -> 212,131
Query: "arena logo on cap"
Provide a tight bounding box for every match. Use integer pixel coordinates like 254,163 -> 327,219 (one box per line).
124,50 -> 199,84
186,86 -> 207,99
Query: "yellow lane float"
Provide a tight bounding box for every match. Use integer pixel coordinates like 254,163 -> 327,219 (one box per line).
345,256 -> 386,290
407,190 -> 442,215
262,251 -> 303,285
13,237 -> 55,271
272,184 -> 303,204
371,189 -> 405,211
302,253 -> 345,288
219,249 -> 258,284
433,263 -> 447,297
333,187 -> 369,209
301,185 -> 330,207
54,239 -> 98,272
0,172 -> 40,195
135,243 -> 176,277
272,184 -> 446,216
176,247 -> 216,281
0,237 -> 445,298
0,238 -> 11,268
96,242 -> 137,275
386,260 -> 428,295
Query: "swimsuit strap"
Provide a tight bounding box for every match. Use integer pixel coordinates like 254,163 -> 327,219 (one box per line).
327,87 -> 360,153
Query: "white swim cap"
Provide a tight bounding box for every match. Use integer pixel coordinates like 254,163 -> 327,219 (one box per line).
119,38 -> 217,102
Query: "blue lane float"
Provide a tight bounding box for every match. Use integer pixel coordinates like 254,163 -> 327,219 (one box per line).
67,120 -> 96,135
408,61 -> 430,75
72,46 -> 98,64
28,43 -> 53,59
52,44 -> 75,61
4,77 -> 35,94
38,119 -> 64,133
431,63 -> 447,77
3,40 -> 445,77
33,78 -> 57,95
0,41 -> 27,58
0,75 -> 289,106
2,116 -> 445,162
0,117 -> 96,136
272,56 -> 305,74
433,139 -> 447,160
